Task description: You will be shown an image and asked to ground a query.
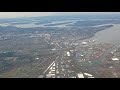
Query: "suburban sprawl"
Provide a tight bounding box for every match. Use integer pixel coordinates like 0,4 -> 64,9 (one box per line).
0,14 -> 120,78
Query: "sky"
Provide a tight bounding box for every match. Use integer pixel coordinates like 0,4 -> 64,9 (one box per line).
0,12 -> 56,18
0,12 -> 120,19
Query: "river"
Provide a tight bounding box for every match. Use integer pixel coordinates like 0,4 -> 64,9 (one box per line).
88,24 -> 120,45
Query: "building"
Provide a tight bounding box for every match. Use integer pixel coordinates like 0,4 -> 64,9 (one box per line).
82,41 -> 88,45
111,57 -> 119,61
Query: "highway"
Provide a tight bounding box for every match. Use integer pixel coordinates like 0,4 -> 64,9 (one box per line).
37,42 -> 117,78
18,54 -> 57,78
38,53 -> 60,78
39,50 -> 80,78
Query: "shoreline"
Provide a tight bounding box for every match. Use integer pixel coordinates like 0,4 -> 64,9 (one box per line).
78,24 -> 114,41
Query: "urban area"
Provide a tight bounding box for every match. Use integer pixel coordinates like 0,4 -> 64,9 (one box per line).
0,14 -> 120,78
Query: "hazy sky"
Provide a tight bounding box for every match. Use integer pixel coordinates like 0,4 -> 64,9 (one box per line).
0,12 -> 56,18
0,12 -> 120,19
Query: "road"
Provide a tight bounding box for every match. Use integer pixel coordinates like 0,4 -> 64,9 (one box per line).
38,54 -> 60,78
40,49 -> 84,78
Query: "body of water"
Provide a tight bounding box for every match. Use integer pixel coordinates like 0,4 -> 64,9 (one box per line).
88,24 -> 120,44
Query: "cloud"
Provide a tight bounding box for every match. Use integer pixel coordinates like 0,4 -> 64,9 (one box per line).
0,12 -> 120,19
55,12 -> 120,16
0,12 -> 56,18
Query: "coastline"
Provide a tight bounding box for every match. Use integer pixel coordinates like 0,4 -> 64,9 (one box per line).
78,24 -> 114,41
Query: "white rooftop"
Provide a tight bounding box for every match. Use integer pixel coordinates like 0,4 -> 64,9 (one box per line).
81,55 -> 84,56
35,58 -> 39,60
82,42 -> 88,45
112,57 -> 119,61
52,48 -> 56,50
67,51 -> 70,56
77,73 -> 84,78
88,77 -> 94,78
84,73 -> 93,77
